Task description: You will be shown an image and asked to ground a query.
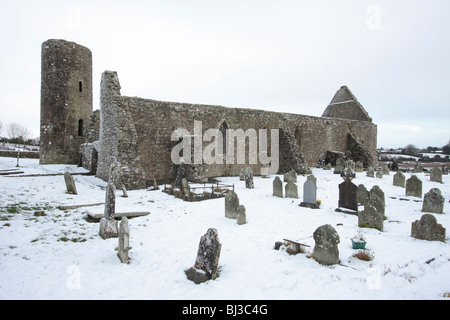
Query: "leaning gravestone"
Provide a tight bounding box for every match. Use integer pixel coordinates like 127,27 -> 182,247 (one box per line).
300,179 -> 319,208
237,205 -> 247,225
185,228 -> 222,284
244,167 -> 254,189
422,188 -> 445,214
358,205 -> 383,231
285,181 -> 299,199
366,166 -> 374,178
411,214 -> 446,242
117,217 -> 130,264
272,176 -> 283,198
64,171 -> 77,195
430,167 -> 443,183
284,169 -> 297,183
225,190 -> 239,219
406,175 -> 422,198
99,163 -> 119,239
313,224 -> 340,265
393,171 -> 406,188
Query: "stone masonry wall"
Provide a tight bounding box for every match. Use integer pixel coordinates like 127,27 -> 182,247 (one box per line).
98,71 -> 377,190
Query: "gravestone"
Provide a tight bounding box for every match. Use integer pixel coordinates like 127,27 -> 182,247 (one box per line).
185,228 -> 222,284
358,205 -> 383,231
284,169 -> 297,183
406,175 -> 422,198
307,174 -> 317,186
239,168 -> 245,181
182,178 -> 190,196
411,214 -> 446,242
237,205 -> 247,225
442,165 -> 448,175
300,179 -> 319,208
413,162 -> 423,173
376,171 -> 383,179
244,167 -> 254,189
355,161 -> 364,172
356,184 -> 369,206
313,224 -> 340,265
338,176 -> 358,211
121,185 -> 128,198
334,157 -> 344,175
366,166 -> 374,178
381,166 -> 390,175
99,163 -> 118,239
344,160 -> 355,172
285,181 -> 299,199
369,185 -> 385,217
64,171 -> 77,195
153,178 -> 159,190
272,176 -> 283,198
225,190 -> 239,219
323,163 -> 331,170
174,163 -> 186,189
430,167 -> 443,183
393,171 -> 406,188
422,188 -> 445,214
117,217 -> 130,263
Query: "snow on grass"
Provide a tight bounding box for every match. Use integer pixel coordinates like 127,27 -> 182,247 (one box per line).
0,157 -> 449,299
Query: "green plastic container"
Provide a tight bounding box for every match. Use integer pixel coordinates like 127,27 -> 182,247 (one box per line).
351,239 -> 367,249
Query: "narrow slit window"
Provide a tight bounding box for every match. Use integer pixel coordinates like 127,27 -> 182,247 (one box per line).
78,119 -> 84,136
79,81 -> 83,92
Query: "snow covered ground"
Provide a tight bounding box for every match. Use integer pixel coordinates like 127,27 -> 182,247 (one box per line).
0,157 -> 449,300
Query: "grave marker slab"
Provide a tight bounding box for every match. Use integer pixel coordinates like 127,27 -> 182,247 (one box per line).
117,217 -> 130,263
406,175 -> 422,198
285,181 -> 298,199
64,171 -> 77,195
393,171 -> 406,188
411,214 -> 445,242
313,224 -> 340,265
430,167 -> 443,183
272,176 -> 283,198
300,179 -> 319,208
422,188 -> 445,214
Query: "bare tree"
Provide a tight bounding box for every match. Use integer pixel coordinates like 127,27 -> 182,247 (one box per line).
6,122 -> 32,142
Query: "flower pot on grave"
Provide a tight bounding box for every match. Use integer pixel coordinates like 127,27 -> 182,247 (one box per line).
351,239 -> 367,249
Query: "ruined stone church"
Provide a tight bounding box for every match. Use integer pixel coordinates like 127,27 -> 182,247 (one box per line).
40,39 -> 377,190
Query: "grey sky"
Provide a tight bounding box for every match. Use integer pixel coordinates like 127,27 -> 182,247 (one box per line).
1,0 -> 449,148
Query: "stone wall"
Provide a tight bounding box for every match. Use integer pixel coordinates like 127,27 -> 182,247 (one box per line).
97,71 -> 377,190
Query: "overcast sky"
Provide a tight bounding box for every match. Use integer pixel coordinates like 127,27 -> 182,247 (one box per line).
1,0 -> 449,149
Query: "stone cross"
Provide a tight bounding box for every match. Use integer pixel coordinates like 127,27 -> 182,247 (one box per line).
225,190 -> 239,219
406,175 -> 422,198
272,176 -> 283,198
422,188 -> 445,214
313,224 -> 340,265
393,171 -> 406,188
185,228 -> 222,284
117,217 -> 130,263
411,214 -> 446,242
64,171 -> 77,195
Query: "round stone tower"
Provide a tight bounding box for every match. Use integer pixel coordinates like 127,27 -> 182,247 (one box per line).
40,39 -> 93,164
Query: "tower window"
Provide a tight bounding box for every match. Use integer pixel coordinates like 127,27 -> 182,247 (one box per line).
79,81 -> 83,92
78,119 -> 84,136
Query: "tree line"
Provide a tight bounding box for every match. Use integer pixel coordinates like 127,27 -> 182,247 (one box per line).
0,121 -> 37,145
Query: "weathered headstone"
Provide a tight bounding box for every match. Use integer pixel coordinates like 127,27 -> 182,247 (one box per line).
239,168 -> 245,181
313,224 -> 340,265
334,157 -> 344,175
272,176 -> 283,198
393,171 -> 406,188
185,228 -> 222,284
99,163 -> 119,239
430,167 -> 443,183
153,178 -> 159,190
338,176 -> 358,211
307,174 -> 317,186
300,179 -> 318,208
285,181 -> 298,199
104,181 -> 116,219
358,205 -> 383,231
366,166 -> 374,178
225,190 -> 239,219
356,184 -> 369,206
413,162 -> 423,173
442,165 -> 448,175
411,214 -> 446,242
237,205 -> 247,225
175,163 -> 185,189
323,163 -> 331,170
422,188 -> 445,214
381,166 -> 390,175
182,178 -> 190,196
64,171 -> 77,195
406,175 -> 422,198
369,185 -> 385,217
244,167 -> 254,189
376,171 -> 383,179
344,160 -> 355,172
284,169 -> 297,183
117,217 -> 130,263
355,161 -> 364,172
